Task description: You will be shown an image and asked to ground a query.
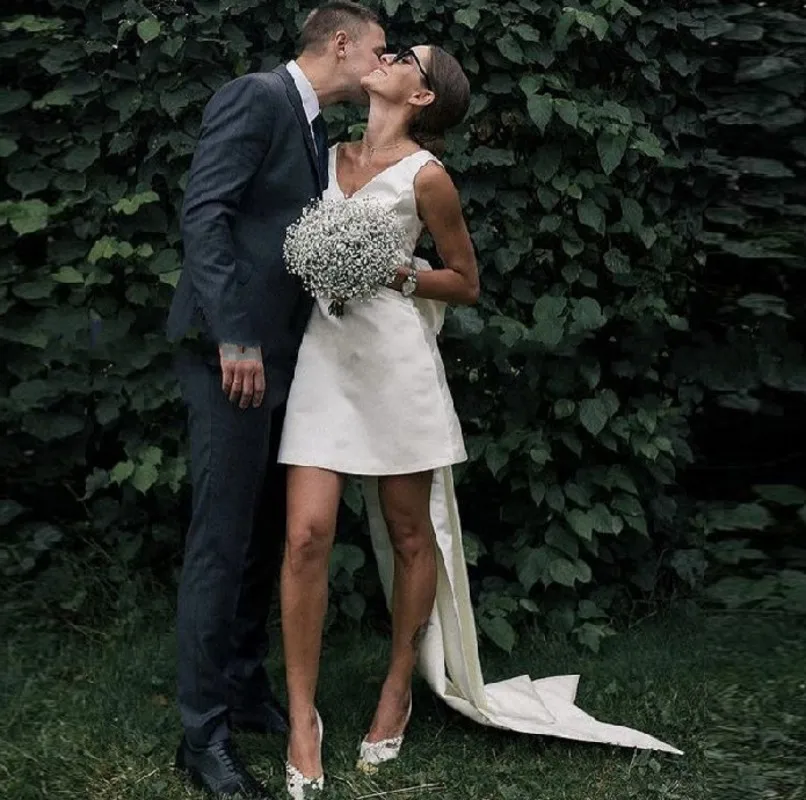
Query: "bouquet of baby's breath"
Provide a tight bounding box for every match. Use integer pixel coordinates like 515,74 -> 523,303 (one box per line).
283,197 -> 407,317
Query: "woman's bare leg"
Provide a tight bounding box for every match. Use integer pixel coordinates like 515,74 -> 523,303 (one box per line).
281,466 -> 344,776
366,470 -> 436,742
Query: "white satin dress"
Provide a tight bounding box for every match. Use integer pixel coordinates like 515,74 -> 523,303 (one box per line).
278,145 -> 682,755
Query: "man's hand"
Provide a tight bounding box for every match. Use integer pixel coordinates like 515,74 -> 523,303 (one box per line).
219,344 -> 265,409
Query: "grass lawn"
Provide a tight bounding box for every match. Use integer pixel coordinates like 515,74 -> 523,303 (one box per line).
1,599 -> 803,800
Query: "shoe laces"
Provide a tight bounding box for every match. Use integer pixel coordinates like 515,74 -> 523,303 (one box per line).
211,739 -> 241,776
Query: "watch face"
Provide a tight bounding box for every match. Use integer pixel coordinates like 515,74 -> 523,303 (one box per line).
402,275 -> 416,296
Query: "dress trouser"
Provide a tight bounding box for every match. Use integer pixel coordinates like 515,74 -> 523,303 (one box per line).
175,349 -> 286,747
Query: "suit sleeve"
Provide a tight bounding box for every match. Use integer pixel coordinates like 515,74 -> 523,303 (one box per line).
180,75 -> 275,347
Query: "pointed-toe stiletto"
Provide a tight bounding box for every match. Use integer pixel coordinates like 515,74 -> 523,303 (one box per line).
356,696 -> 413,774
285,710 -> 324,799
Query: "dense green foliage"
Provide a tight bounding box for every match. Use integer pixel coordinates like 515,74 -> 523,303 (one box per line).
1,1 -> 804,647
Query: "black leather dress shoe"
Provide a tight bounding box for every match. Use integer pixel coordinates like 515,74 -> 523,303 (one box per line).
230,699 -> 290,735
175,737 -> 273,798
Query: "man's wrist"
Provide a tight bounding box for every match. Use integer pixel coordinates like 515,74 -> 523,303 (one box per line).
220,343 -> 261,361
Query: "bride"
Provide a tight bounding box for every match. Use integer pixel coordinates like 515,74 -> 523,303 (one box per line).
277,44 -> 680,799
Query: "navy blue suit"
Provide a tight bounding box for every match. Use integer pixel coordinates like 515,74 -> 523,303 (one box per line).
167,65 -> 325,746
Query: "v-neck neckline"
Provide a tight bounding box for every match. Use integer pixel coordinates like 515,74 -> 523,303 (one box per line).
332,143 -> 424,199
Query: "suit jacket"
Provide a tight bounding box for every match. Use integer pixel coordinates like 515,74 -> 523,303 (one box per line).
167,65 -> 323,406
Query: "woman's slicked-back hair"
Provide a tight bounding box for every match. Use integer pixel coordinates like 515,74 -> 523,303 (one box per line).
298,2 -> 380,54
410,46 -> 471,156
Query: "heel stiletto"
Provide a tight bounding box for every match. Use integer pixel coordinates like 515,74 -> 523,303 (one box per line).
285,710 -> 324,799
356,697 -> 413,774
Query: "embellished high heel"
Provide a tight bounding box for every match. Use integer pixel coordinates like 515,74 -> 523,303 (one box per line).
356,696 -> 413,774
285,710 -> 324,799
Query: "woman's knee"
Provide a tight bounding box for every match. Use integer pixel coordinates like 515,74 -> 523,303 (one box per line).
386,512 -> 433,563
285,516 -> 333,572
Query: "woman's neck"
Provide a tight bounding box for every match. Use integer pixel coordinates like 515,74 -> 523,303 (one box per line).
362,102 -> 411,158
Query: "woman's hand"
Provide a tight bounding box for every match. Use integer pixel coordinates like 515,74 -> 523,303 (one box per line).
389,265 -> 415,293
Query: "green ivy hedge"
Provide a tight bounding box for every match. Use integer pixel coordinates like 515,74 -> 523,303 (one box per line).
1,0 -> 804,648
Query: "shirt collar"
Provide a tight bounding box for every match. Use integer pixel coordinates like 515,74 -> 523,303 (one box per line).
286,59 -> 320,125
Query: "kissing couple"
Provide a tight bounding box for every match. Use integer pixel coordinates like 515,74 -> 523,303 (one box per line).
166,2 -> 681,798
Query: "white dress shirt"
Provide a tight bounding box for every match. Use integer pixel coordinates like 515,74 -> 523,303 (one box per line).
285,59 -> 321,148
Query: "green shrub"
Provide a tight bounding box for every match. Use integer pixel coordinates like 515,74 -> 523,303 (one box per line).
1,1 -> 803,648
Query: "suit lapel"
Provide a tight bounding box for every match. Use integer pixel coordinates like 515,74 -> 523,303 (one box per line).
273,65 -> 322,194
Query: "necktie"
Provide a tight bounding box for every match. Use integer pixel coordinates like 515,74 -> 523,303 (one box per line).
312,114 -> 329,189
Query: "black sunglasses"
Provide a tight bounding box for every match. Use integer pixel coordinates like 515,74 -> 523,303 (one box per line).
392,48 -> 431,90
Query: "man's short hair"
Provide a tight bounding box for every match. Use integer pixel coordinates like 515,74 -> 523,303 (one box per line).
299,2 -> 380,53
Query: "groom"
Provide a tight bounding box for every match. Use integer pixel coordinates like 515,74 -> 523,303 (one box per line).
166,4 -> 386,796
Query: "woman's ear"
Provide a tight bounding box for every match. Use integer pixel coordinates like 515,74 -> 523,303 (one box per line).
409,89 -> 436,109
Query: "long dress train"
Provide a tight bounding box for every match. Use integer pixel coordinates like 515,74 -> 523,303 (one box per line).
364,469 -> 682,754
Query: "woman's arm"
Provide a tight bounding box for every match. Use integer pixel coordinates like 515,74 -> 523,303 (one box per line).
391,162 -> 480,305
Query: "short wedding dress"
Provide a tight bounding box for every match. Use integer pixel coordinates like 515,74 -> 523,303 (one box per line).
278,144 -> 681,755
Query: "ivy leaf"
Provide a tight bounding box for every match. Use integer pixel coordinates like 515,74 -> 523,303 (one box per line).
480,616 -> 516,653
454,8 -> 480,28
670,549 -> 707,588
734,157 -> 793,178
0,138 -> 19,157
554,399 -> 576,419
566,509 -> 593,540
575,622 -> 608,653
0,499 -> 26,527
132,463 -> 159,493
485,443 -> 509,478
527,94 -> 553,133
64,143 -> 99,171
32,88 -> 73,109
0,90 -> 32,115
517,547 -> 548,592
579,397 -> 609,436
549,557 -> 578,587
621,197 -> 644,231
597,132 -> 627,175
554,99 -> 578,128
88,236 -> 135,263
110,460 -> 135,484
604,248 -> 630,274
752,485 -> 806,507
546,525 -> 578,558
498,34 -> 524,64
0,199 -> 49,235
340,592 -> 366,620
113,191 -> 160,215
7,169 -> 52,197
546,485 -> 565,512
570,297 -> 607,333
532,144 -> 562,182
53,266 -> 84,284
736,57 -> 798,83
513,23 -> 541,42
577,198 -> 605,234
136,17 -> 161,43
22,413 -> 84,441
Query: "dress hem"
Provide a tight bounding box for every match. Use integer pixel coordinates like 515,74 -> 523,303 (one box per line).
278,453 -> 467,476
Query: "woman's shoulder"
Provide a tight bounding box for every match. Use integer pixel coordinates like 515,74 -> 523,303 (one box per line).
412,155 -> 450,190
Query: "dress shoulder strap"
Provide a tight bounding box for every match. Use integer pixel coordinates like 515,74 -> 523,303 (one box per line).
395,149 -> 444,192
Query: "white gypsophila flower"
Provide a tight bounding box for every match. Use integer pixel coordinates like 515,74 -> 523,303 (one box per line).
283,197 -> 407,316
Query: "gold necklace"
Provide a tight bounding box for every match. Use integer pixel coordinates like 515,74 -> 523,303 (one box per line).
362,138 -> 406,157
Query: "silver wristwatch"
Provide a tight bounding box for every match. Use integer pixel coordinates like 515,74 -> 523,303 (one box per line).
401,270 -> 418,297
